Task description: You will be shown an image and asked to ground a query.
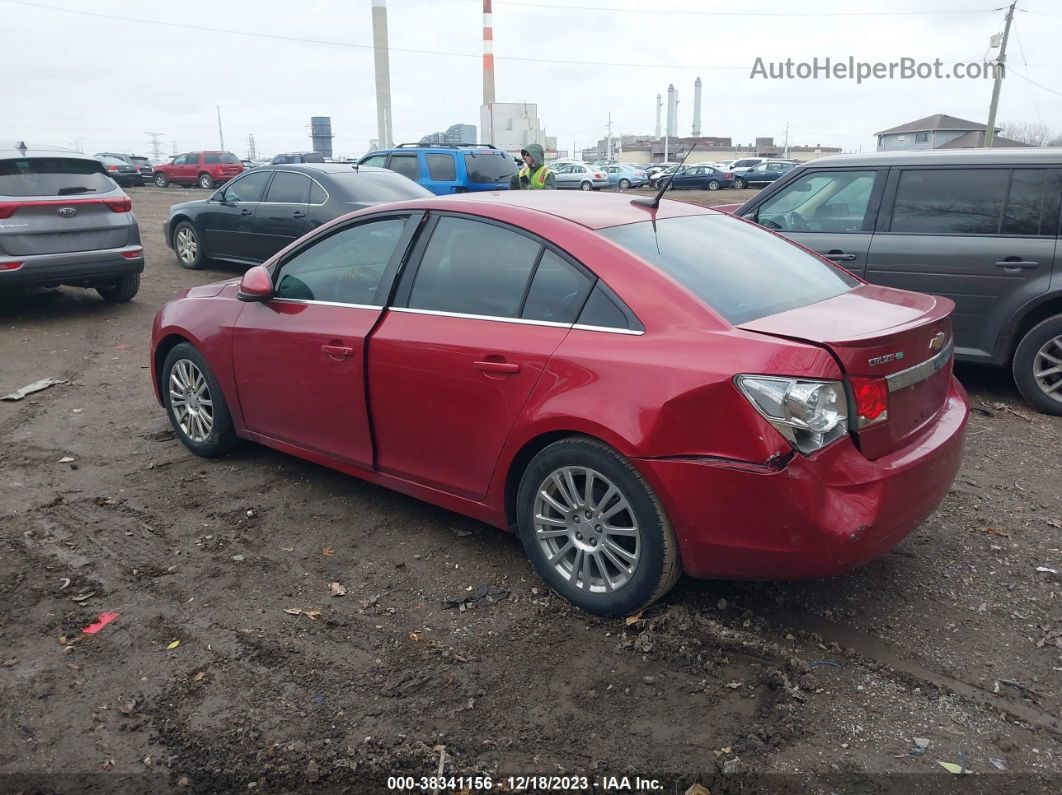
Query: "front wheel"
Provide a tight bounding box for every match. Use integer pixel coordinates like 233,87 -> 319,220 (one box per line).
618,178 -> 631,191
162,343 -> 238,457
96,273 -> 140,303
733,177 -> 747,189
198,173 -> 214,189
516,436 -> 681,617
1013,315 -> 1062,415
172,221 -> 205,269
580,180 -> 593,191
154,173 -> 169,188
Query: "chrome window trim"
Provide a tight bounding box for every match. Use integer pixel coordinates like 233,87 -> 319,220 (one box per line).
271,298 -> 382,310
571,323 -> 645,336
389,306 -> 571,329
886,339 -> 954,393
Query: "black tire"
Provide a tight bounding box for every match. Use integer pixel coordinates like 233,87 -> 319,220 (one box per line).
162,342 -> 238,457
172,221 -> 206,270
96,273 -> 140,303
154,173 -> 169,188
516,436 -> 681,617
580,180 -> 593,191
1012,314 -> 1062,415
707,179 -> 720,191
618,178 -> 631,191
198,173 -> 214,190
733,177 -> 747,189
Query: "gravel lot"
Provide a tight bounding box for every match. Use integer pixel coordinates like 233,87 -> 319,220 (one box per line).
1,186 -> 1060,793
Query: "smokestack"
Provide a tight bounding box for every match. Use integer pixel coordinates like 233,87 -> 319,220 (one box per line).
692,77 -> 702,137
666,84 -> 677,140
483,0 -> 496,107
655,94 -> 662,139
372,0 -> 393,148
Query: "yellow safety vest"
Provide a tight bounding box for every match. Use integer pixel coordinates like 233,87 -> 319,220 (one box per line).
518,163 -> 551,189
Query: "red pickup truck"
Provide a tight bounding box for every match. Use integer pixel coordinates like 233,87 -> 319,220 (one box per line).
153,151 -> 244,189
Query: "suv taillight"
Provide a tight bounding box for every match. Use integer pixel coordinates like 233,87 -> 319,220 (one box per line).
0,202 -> 18,219
104,197 -> 132,213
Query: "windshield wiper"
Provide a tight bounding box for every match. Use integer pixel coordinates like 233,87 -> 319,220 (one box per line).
57,186 -> 96,195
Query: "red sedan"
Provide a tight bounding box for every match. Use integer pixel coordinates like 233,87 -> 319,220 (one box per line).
150,192 -> 968,617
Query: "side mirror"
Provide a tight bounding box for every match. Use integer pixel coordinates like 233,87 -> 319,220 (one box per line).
237,265 -> 274,302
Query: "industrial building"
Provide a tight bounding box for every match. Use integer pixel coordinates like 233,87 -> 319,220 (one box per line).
580,136 -> 842,164
480,103 -> 556,157
310,116 -> 334,158
420,124 -> 477,145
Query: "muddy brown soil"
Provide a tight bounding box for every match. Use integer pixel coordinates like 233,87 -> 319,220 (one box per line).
1,187 -> 1060,794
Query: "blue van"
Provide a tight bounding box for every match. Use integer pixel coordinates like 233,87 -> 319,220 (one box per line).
356,143 -> 516,195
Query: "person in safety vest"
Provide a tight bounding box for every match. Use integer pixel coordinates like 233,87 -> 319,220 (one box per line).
510,143 -> 555,190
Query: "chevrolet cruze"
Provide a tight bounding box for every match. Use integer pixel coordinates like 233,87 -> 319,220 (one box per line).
151,191 -> 968,616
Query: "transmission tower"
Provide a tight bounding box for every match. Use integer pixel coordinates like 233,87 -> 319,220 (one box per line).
247,133 -> 257,161
145,132 -> 163,160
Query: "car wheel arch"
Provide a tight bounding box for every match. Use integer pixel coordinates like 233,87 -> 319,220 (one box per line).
154,333 -> 193,403
169,215 -> 196,245
1004,292 -> 1062,363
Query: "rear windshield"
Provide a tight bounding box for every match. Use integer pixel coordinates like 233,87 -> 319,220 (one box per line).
301,152 -> 325,163
0,157 -> 114,197
598,215 -> 858,324
220,153 -> 241,164
464,152 -> 517,184
331,171 -> 434,202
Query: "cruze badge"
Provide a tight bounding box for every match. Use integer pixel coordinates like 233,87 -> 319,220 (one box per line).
928,331 -> 947,351
868,351 -> 904,366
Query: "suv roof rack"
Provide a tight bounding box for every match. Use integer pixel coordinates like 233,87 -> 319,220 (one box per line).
395,142 -> 497,150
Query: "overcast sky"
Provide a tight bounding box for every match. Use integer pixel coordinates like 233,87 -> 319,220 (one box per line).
4,0 -> 1061,159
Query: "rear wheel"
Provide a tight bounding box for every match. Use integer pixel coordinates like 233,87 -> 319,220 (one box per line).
707,179 -> 720,191
173,221 -> 205,269
162,343 -> 237,457
198,173 -> 214,189
154,173 -> 169,188
516,436 -> 681,617
1013,315 -> 1062,415
580,180 -> 593,191
96,273 -> 140,303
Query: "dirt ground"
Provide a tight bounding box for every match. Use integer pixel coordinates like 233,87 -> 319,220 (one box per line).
1,186 -> 1060,794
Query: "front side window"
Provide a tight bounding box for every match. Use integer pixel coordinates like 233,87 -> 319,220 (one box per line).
221,170 -> 271,203
265,171 -> 311,203
599,214 -> 857,325
407,217 -> 541,318
756,170 -> 877,233
274,218 -> 406,305
890,168 -> 1007,234
425,154 -> 457,182
387,154 -> 420,180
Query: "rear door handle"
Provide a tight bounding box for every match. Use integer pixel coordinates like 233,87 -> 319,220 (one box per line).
239,208 -> 253,216
321,344 -> 354,358
825,250 -> 857,262
994,259 -> 1039,270
474,360 -> 520,374
292,211 -> 307,219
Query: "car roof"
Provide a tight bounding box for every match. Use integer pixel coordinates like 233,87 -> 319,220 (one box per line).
257,163 -> 399,177
797,147 -> 1062,168
0,144 -> 100,162
377,190 -> 712,230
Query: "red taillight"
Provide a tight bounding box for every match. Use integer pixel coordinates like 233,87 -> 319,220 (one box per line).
0,261 -> 23,271
121,247 -> 143,259
104,197 -> 132,213
850,376 -> 888,426
0,202 -> 18,219
106,165 -> 120,171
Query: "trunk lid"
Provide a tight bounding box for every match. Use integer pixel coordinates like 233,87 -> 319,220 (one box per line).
740,284 -> 955,459
0,199 -> 130,256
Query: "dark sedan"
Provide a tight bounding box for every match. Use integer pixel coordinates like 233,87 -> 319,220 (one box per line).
161,164 -> 432,269
95,155 -> 141,188
667,164 -> 735,191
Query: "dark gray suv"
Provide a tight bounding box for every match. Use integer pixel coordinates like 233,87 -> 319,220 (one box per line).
731,148 -> 1062,414
0,143 -> 143,302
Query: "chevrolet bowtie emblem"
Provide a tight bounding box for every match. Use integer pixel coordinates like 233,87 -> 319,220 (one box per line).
928,331 -> 947,351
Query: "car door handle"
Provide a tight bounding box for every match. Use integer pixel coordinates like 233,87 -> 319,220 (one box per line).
240,208 -> 252,216
994,259 -> 1039,270
474,360 -> 520,374
292,211 -> 307,219
321,344 -> 354,358
825,251 -> 857,262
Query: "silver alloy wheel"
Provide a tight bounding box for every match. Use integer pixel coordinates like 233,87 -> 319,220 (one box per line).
1033,334 -> 1062,402
175,227 -> 198,265
533,466 -> 640,593
199,174 -> 212,189
581,181 -> 592,191
168,358 -> 214,442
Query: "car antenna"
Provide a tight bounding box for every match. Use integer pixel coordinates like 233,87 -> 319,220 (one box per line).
630,142 -> 696,210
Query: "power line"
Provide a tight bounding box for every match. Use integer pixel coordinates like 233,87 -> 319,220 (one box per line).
1010,66 -> 1062,99
476,0 -> 997,16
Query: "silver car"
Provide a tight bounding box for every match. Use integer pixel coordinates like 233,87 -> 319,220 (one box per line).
552,162 -> 609,191
0,143 -> 143,302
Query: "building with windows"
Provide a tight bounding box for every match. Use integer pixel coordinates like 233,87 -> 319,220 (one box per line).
875,114 -> 1028,150
480,102 -> 556,158
419,124 -> 477,145
580,135 -> 841,164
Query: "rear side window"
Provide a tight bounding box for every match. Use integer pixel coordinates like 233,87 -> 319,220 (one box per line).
204,153 -> 220,165
577,284 -> 640,331
598,215 -> 857,325
464,152 -> 517,184
265,172 -> 310,203
408,217 -> 541,318
309,180 -> 327,204
425,154 -> 457,182
1002,169 -> 1061,236
0,157 -> 113,197
890,168 -> 1007,234
522,250 -> 592,323
387,154 -> 420,181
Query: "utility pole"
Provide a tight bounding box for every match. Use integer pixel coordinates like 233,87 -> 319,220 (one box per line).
145,132 -> 163,160
247,133 -> 257,161
985,1 -> 1016,148
606,113 -> 613,162
216,105 -> 225,150
783,121 -> 790,159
